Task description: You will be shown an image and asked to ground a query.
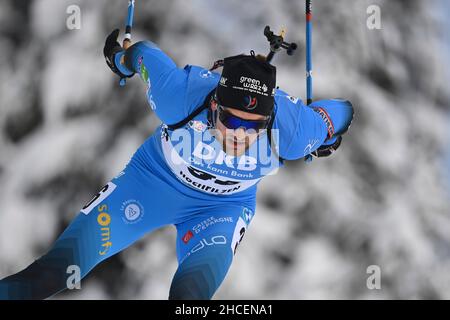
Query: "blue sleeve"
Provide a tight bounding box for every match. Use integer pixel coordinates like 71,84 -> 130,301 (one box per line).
308,99 -> 354,138
124,41 -> 190,124
272,93 -> 355,161
272,91 -> 329,160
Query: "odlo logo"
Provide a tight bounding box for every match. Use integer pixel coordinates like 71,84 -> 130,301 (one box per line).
191,236 -> 227,254
97,205 -> 112,256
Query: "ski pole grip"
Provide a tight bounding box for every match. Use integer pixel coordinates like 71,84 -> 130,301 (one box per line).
123,0 -> 135,48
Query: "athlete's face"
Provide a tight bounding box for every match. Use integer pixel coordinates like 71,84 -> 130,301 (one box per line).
210,100 -> 267,157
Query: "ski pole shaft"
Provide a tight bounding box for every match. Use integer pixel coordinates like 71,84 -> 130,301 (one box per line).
304,0 -> 314,162
123,0 -> 135,49
306,0 -> 313,106
119,0 -> 135,86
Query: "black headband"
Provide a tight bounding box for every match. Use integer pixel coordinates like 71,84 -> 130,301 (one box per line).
215,54 -> 277,116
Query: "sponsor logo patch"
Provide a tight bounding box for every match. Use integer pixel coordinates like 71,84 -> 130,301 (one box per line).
192,216 -> 234,234
121,200 -> 144,224
219,77 -> 228,86
243,96 -> 258,110
199,69 -> 213,78
180,235 -> 227,264
189,120 -> 208,133
304,139 -> 320,156
287,95 -> 299,104
236,76 -> 270,97
314,107 -> 335,139
182,230 -> 194,244
241,207 -> 254,225
97,204 -> 112,256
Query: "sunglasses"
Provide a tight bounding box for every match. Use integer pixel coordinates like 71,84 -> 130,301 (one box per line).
216,104 -> 271,131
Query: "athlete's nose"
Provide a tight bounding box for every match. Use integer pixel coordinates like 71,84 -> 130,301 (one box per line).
234,127 -> 247,141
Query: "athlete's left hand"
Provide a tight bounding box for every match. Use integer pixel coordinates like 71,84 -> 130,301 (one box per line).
103,29 -> 134,79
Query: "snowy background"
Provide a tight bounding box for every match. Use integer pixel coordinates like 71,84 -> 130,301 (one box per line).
0,0 -> 449,299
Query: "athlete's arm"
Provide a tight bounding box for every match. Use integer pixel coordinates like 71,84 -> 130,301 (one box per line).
307,99 -> 354,158
272,91 -> 354,160
103,30 -> 189,124
124,40 -> 191,123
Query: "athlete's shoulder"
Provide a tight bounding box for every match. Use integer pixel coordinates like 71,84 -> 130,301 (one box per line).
272,88 -> 305,128
271,88 -> 330,160
274,88 -> 303,106
183,65 -> 220,114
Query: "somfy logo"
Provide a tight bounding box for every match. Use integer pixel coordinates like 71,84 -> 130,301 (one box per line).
97,205 -> 112,256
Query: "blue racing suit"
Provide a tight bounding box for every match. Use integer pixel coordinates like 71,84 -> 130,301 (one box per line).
0,41 -> 354,300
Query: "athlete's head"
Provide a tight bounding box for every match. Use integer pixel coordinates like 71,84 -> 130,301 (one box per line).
211,54 -> 277,156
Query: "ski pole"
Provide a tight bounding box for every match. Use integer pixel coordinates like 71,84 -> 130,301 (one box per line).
123,0 -> 135,49
305,0 -> 314,162
306,0 -> 313,106
119,0 -> 136,86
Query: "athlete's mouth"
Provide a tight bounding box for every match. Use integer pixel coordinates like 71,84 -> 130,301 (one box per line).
227,139 -> 245,150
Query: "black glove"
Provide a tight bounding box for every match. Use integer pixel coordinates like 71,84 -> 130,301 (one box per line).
103,29 -> 134,79
312,136 -> 343,158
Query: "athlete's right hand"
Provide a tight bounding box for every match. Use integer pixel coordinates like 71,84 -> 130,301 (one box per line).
103,29 -> 134,79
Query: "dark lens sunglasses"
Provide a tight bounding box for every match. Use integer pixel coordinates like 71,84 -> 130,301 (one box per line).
216,105 -> 270,131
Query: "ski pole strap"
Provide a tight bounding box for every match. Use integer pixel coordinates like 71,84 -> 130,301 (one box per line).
210,59 -> 224,71
166,90 -> 215,131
